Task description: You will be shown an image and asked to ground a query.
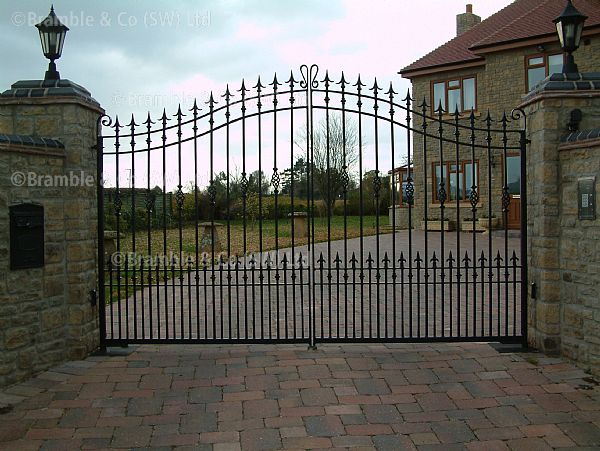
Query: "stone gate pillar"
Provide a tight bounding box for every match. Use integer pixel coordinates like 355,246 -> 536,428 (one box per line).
0,80 -> 104,386
519,73 -> 600,359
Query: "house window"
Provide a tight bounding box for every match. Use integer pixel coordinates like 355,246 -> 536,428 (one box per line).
432,77 -> 476,113
391,169 -> 413,206
433,161 -> 479,202
526,53 -> 563,91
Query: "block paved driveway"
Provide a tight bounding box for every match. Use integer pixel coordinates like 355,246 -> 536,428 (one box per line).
1,343 -> 600,450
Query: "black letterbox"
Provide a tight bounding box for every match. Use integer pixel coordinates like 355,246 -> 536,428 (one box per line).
10,203 -> 44,270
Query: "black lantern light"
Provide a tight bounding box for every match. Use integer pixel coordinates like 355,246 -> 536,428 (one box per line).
553,0 -> 588,74
35,6 -> 69,80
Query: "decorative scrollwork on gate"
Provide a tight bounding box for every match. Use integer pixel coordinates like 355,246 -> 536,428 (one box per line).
501,186 -> 511,211
299,64 -> 319,89
175,186 -> 185,210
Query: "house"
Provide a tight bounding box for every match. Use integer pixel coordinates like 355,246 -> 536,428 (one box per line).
395,0 -> 600,230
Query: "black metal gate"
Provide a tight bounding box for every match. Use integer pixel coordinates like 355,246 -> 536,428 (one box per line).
97,64 -> 527,347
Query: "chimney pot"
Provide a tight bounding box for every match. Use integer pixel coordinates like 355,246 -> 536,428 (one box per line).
466,4 -> 473,13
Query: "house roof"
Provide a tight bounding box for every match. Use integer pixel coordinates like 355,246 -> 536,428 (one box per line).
400,0 -> 600,77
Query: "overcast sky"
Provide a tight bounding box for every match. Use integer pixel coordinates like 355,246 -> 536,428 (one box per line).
1,0 -> 514,188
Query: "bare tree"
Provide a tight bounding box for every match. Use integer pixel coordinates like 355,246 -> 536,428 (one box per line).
296,114 -> 359,216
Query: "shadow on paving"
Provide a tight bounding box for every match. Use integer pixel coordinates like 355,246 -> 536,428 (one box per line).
1,342 -> 600,450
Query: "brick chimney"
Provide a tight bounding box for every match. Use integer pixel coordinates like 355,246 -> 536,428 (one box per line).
457,4 -> 481,36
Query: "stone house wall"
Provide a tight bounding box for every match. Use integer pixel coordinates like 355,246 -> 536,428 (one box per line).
406,36 -> 600,229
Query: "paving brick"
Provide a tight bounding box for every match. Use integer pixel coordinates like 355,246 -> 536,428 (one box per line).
245,375 -> 279,391
189,386 -> 223,403
346,358 -> 378,370
484,406 -> 528,427
325,404 -> 362,415
300,387 -> 338,406
240,428 -> 282,450
346,424 -> 393,435
151,433 -> 200,447
340,414 -> 367,425
127,397 -> 162,416
213,442 -> 242,451
280,406 -> 325,417
58,408 -> 100,428
519,423 -> 561,437
219,418 -> 264,432
180,412 -> 218,433
450,358 -> 483,373
416,392 -> 456,411
25,428 -> 74,440
372,434 -> 417,450
411,432 -> 439,445
337,395 -> 381,405
199,431 -> 240,444
474,426 -> 524,441
354,378 -> 390,395
332,435 -> 373,447
559,422 -> 600,446
282,436 -> 332,449
506,437 -> 553,450
465,439 -> 509,451
279,426 -> 307,438
223,390 -> 265,402
265,417 -> 304,428
542,432 -> 576,448
463,380 -> 505,398
509,369 -> 550,386
403,369 -> 439,384
362,404 -> 402,424
431,420 -> 476,443
531,393 -> 576,412
298,365 -> 331,379
304,415 -> 345,437
243,399 -> 279,419
111,425 -> 153,448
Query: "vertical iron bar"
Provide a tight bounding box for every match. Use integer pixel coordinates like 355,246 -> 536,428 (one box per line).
470,111 -> 478,337
486,112 -> 493,336
128,115 -> 136,341
255,78 -> 265,340
372,79 -> 381,339
389,85 -> 397,338
176,106 -> 185,339
144,114 -> 155,340
114,117 -> 122,341
191,101 -> 200,339
96,117 -> 107,352
240,80 -> 249,340
339,73 -> 349,339
356,75 -> 365,339
271,75 -> 281,341
501,113 -> 510,337
418,100 -> 428,338
453,111 -> 461,339
160,110 -> 169,339
519,128 -> 528,345
288,72 -> 297,340
208,94 -> 217,341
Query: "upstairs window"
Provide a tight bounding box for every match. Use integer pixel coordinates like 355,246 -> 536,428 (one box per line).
527,53 -> 563,91
432,77 -> 476,113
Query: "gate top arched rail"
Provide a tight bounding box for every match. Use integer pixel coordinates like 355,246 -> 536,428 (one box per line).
99,64 -> 525,154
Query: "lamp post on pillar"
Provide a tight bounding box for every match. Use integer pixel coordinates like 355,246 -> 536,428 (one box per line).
35,6 -> 69,81
553,0 -> 588,74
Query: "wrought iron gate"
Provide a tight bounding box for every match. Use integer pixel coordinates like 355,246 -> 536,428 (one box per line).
97,64 -> 527,347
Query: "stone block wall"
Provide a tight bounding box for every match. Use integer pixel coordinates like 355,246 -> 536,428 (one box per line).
558,137 -> 600,372
0,81 -> 103,387
519,74 -> 600,374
